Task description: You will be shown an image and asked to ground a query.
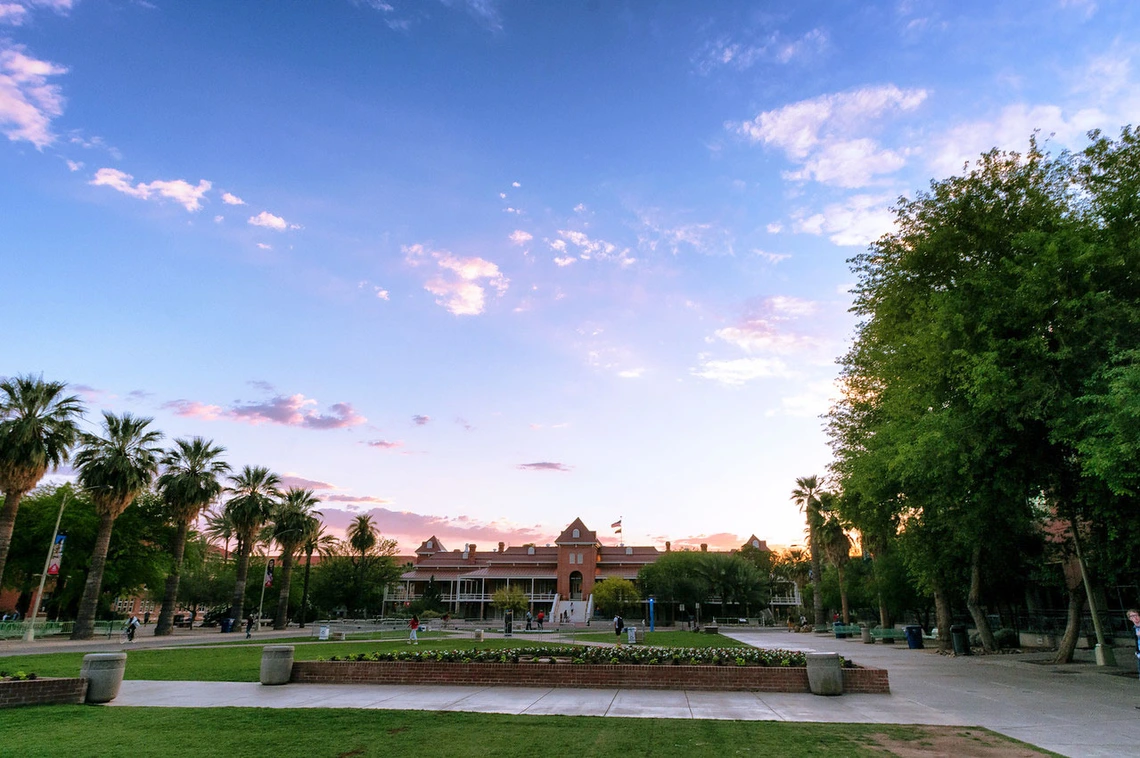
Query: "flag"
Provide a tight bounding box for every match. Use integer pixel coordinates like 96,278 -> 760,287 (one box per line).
264,558 -> 275,588
611,519 -> 622,532
47,534 -> 65,576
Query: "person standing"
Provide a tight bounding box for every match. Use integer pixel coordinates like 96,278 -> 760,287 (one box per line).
1127,609 -> 1140,678
537,610 -> 544,630
525,610 -> 533,630
614,614 -> 624,640
408,615 -> 420,645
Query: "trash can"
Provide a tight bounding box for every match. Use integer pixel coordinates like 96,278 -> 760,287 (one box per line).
950,624 -> 970,655
834,622 -> 845,639
861,625 -> 873,644
220,617 -> 234,633
904,624 -> 924,649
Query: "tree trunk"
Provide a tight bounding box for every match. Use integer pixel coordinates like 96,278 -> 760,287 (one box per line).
273,550 -> 294,630
153,520 -> 190,636
808,520 -> 824,630
298,551 -> 313,628
966,543 -> 998,652
837,563 -> 850,623
0,488 -> 27,589
932,580 -> 952,653
1053,580 -> 1086,664
71,512 -> 116,640
230,543 -> 252,627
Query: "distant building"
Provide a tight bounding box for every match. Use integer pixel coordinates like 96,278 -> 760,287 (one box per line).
389,517 -> 796,621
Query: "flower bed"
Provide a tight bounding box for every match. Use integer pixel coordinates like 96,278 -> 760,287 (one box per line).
0,673 -> 88,708
294,646 -> 889,693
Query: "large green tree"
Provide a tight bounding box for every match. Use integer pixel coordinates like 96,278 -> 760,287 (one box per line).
0,375 -> 84,589
71,413 -> 163,639
223,466 -> 280,625
153,437 -> 229,636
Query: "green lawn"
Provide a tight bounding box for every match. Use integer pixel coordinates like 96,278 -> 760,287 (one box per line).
0,707 -> 1057,757
566,630 -> 753,648
0,637 -> 542,682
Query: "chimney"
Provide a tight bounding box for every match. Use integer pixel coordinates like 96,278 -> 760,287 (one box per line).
700,543 -> 708,552
498,541 -> 505,553
665,541 -> 671,552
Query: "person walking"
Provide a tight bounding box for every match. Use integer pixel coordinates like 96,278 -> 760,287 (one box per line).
613,614 -> 624,640
1127,609 -> 1140,678
537,610 -> 544,630
408,615 -> 420,644
245,615 -> 254,639
525,610 -> 533,630
126,614 -> 140,642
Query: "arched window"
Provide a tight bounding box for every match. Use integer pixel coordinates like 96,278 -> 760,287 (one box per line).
527,546 -> 535,555
751,539 -> 759,548
426,540 -> 433,549
572,528 -> 580,538
626,547 -> 633,555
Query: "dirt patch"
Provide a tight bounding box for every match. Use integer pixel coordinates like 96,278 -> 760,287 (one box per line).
862,726 -> 1057,757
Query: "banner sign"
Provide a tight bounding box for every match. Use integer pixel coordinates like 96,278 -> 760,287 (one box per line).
263,558 -> 275,588
47,534 -> 66,576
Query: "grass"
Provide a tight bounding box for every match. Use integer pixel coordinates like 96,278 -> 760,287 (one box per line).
0,707 -> 1057,757
566,630 -> 754,648
0,637 -> 538,682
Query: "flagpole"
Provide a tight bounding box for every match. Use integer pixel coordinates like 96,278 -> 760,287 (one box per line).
24,489 -> 69,643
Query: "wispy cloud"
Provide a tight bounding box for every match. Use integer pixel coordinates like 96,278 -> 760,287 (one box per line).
162,399 -> 225,421
691,357 -> 795,386
0,44 -> 67,148
365,439 -> 404,450
90,168 -> 211,212
412,414 -> 430,425
317,504 -> 555,550
509,229 -> 532,245
248,210 -> 301,230
694,28 -> 828,74
793,194 -> 896,246
404,243 -> 508,316
221,192 -> 245,205
552,230 -> 635,267
279,474 -> 336,490
730,84 -> 926,187
517,461 -> 571,472
325,493 -> 391,504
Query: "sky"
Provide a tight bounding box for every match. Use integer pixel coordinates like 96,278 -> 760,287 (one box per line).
3,0 -> 1138,554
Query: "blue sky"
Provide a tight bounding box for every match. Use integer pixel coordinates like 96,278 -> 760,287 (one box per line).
3,0 -> 1136,552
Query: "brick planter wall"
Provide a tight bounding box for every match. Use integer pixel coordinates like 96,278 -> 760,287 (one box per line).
0,678 -> 88,708
291,661 -> 889,694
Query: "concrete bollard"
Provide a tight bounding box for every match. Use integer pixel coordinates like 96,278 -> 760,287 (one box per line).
805,652 -> 843,696
260,645 -> 295,685
81,652 -> 127,703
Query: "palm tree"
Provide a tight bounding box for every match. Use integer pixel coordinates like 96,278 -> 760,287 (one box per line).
0,375 -> 84,587
203,508 -> 236,563
269,488 -> 321,630
153,437 -> 229,636
347,514 -> 377,559
224,466 -> 281,627
71,413 -> 162,639
791,475 -> 825,630
298,519 -> 336,627
817,498 -> 853,624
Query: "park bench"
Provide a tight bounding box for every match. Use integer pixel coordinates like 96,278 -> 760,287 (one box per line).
832,622 -> 860,638
869,627 -> 907,643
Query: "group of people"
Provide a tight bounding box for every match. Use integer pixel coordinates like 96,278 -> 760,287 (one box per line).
523,610 -> 545,630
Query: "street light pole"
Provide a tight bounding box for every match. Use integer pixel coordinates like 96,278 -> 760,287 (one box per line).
24,489 -> 70,643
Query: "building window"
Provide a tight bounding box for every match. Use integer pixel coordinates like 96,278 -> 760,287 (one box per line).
626,547 -> 633,555
426,540 -> 433,549
752,539 -> 760,548
578,552 -> 584,564
527,546 -> 535,555
572,529 -> 580,538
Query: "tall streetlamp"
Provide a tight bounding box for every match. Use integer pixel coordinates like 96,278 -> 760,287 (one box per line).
23,488 -> 70,642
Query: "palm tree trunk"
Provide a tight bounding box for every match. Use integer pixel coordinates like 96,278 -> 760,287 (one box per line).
0,488 -> 27,589
837,563 -> 849,624
299,551 -> 313,628
808,520 -> 824,630
153,520 -> 190,636
273,551 -> 294,630
71,512 -> 116,640
230,542 -> 252,628
966,543 -> 998,652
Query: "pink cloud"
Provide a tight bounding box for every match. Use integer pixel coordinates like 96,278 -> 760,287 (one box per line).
517,462 -> 571,472
229,394 -> 366,429
667,533 -> 747,551
366,440 -> 404,450
163,399 -> 226,421
325,494 -> 390,504
278,475 -> 336,491
318,505 -> 556,551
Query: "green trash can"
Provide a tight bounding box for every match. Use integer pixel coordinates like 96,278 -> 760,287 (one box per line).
950,624 -> 970,655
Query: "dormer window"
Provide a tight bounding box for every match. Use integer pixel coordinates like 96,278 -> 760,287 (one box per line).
625,547 -> 633,555
572,528 -> 580,538
426,540 -> 433,549
751,539 -> 760,549
527,546 -> 535,555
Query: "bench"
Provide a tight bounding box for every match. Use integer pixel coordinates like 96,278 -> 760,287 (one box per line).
833,623 -> 862,638
869,627 -> 906,643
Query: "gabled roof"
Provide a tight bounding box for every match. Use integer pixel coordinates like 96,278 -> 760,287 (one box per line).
555,517 -> 597,545
742,535 -> 770,552
416,536 -> 446,555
